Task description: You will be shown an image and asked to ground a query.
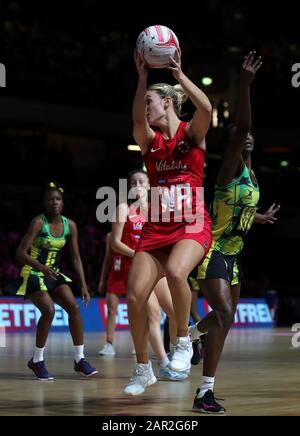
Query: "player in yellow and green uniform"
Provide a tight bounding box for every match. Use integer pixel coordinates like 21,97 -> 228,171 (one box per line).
17,213 -> 72,296
198,161 -> 260,286
190,52 -> 280,414
16,182 -> 98,380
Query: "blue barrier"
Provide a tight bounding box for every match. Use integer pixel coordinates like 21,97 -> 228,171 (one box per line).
0,297 -> 273,332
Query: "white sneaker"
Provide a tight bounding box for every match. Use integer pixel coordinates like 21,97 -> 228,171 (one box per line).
123,361 -> 157,395
167,343 -> 176,360
169,336 -> 193,372
98,343 -> 116,356
159,365 -> 189,381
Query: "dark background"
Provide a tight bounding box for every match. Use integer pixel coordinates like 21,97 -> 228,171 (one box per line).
0,0 -> 299,324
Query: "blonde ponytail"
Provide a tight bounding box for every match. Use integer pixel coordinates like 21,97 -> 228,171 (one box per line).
148,83 -> 188,116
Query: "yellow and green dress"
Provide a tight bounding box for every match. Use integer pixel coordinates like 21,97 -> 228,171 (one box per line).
17,214 -> 72,297
198,164 -> 260,286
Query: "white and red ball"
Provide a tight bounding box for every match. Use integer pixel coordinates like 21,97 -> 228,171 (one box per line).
136,25 -> 180,68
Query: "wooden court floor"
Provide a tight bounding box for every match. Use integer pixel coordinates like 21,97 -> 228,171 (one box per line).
0,328 -> 299,416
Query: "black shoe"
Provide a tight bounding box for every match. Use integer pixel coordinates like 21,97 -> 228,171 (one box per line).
191,333 -> 207,365
27,358 -> 54,381
74,359 -> 98,377
192,389 -> 225,414
191,339 -> 202,365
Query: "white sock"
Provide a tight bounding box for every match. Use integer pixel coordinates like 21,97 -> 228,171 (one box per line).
159,356 -> 170,368
189,323 -> 206,341
197,376 -> 215,398
74,345 -> 84,363
33,346 -> 45,363
177,335 -> 190,342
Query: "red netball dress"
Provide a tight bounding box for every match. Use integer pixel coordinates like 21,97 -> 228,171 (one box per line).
137,121 -> 212,253
107,205 -> 145,295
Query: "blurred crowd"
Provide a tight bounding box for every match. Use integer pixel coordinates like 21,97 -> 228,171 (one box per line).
1,0 -> 299,125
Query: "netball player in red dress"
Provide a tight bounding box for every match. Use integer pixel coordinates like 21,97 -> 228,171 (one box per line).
98,170 -> 187,381
124,50 -> 212,395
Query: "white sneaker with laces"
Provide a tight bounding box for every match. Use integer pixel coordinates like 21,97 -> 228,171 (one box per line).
169,336 -> 193,372
98,343 -> 116,356
123,361 -> 157,395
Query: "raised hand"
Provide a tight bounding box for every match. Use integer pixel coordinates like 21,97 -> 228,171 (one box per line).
262,203 -> 281,224
167,48 -> 183,81
241,51 -> 262,85
134,49 -> 148,80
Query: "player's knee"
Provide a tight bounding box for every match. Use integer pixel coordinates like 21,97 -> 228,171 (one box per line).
216,305 -> 235,329
165,266 -> 187,284
147,307 -> 162,324
127,291 -> 144,311
41,304 -> 55,319
66,302 -> 80,317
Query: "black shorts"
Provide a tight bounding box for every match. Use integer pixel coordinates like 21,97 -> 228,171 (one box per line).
16,272 -> 72,298
198,249 -> 242,286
